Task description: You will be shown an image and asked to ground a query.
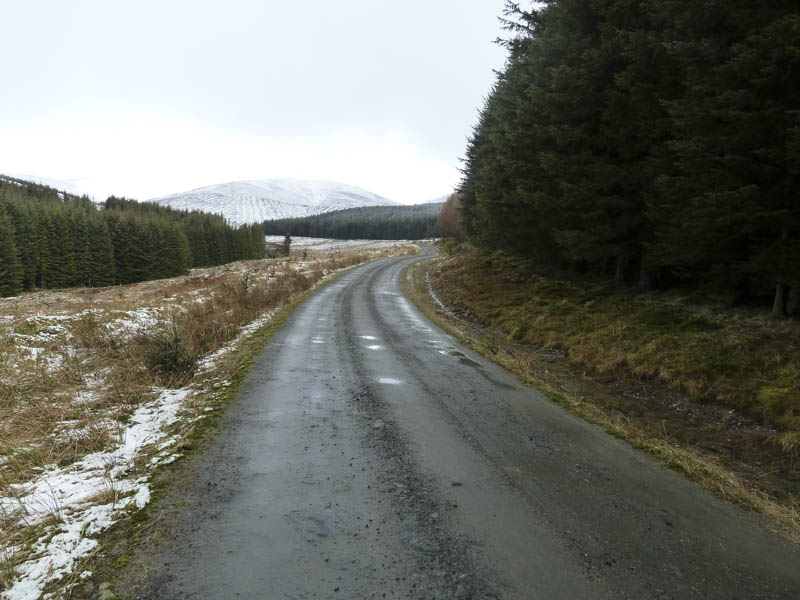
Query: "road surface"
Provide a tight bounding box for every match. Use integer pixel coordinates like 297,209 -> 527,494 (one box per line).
137,249 -> 800,599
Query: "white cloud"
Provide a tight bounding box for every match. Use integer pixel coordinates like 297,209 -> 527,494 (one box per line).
0,0 -> 508,204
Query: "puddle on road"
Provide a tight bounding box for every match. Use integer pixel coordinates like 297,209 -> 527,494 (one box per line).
377,377 -> 403,385
447,350 -> 481,368
367,345 -> 383,351
311,336 -> 325,344
284,512 -> 331,538
359,335 -> 378,340
440,349 -> 518,390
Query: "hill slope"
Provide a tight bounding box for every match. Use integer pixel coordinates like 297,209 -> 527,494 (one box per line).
1,173 -> 91,198
152,179 -> 398,225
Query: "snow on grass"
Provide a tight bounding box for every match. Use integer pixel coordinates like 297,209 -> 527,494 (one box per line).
13,347 -> 44,362
266,236 -> 418,253
197,309 -> 277,373
2,504 -> 116,600
104,308 -> 165,340
0,388 -> 190,600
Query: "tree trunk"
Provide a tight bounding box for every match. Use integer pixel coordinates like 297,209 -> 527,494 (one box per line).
772,283 -> 787,317
638,252 -> 655,291
615,255 -> 625,283
787,286 -> 799,316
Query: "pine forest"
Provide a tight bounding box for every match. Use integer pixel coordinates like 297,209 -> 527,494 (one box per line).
0,176 -> 266,297
459,0 -> 799,315
262,203 -> 442,241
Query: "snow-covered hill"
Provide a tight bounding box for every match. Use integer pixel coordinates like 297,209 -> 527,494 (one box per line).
151,179 -> 398,225
1,173 -> 92,198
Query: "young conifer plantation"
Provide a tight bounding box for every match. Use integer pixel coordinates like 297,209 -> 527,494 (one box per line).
0,176 -> 267,296
459,0 -> 799,315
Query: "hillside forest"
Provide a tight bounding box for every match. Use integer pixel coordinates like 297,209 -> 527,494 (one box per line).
262,203 -> 442,240
458,0 -> 799,316
0,176 -> 266,296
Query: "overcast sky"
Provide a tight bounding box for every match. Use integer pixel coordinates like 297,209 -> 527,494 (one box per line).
0,1 -> 509,203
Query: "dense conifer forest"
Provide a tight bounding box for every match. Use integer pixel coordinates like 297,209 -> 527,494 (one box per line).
0,176 -> 266,296
459,1 -> 799,315
262,203 -> 442,240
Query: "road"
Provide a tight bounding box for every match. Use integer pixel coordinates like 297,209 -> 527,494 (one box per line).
137,249 -> 800,599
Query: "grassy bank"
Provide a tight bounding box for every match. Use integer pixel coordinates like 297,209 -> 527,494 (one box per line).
405,243 -> 799,543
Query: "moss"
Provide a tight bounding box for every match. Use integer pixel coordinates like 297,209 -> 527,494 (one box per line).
758,365 -> 800,417
113,552 -> 133,569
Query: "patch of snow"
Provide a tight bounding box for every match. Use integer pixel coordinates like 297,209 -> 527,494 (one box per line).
133,486 -> 150,509
3,503 -> 115,600
72,391 -> 99,406
197,310 -> 276,372
105,308 -> 164,340
268,236 -> 411,253
0,388 -> 190,600
15,346 -> 44,361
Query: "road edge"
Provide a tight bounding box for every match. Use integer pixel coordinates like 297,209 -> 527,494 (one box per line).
401,255 -> 800,547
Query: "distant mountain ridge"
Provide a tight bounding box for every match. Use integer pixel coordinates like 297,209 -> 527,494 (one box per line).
151,179 -> 398,225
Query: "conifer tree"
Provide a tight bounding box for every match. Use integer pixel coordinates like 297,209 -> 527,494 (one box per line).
652,0 -> 800,310
1,194 -> 38,290
46,209 -> 77,288
35,211 -> 53,288
0,214 -> 23,297
72,211 -> 92,286
87,216 -> 116,286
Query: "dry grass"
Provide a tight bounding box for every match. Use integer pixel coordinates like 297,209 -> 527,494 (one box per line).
0,252 -> 380,483
405,245 -> 800,545
0,245 -> 415,594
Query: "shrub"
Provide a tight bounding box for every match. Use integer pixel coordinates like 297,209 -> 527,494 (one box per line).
143,322 -> 198,383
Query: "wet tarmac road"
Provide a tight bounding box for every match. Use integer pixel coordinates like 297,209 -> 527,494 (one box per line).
139,249 -> 800,599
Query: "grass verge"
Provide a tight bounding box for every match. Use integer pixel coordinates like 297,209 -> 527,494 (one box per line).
403,243 -> 800,545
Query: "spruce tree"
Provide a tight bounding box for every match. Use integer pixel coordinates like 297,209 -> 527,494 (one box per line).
72,211 -> 92,286
653,0 -> 800,309
46,209 -> 77,288
0,214 -> 23,297
87,215 -> 116,286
